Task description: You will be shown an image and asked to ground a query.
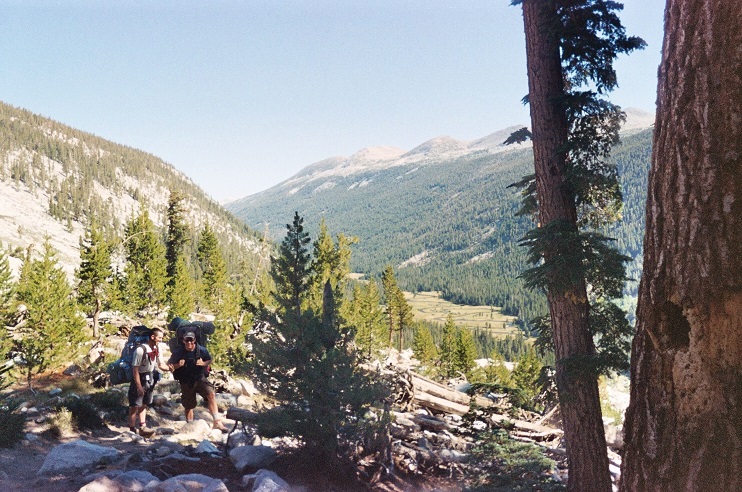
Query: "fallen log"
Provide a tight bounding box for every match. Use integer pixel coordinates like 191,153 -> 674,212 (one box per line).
413,391 -> 470,416
410,371 -> 494,409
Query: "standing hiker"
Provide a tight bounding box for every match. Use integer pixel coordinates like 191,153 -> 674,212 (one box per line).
128,327 -> 169,437
167,330 -> 228,431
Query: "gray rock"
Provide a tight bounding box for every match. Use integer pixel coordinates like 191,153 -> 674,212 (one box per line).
195,439 -> 220,455
154,473 -> 229,492
37,439 -> 120,475
243,469 -> 291,492
48,387 -> 63,396
229,445 -> 277,472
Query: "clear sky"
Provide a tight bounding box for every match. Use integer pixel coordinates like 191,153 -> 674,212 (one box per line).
0,1 -> 664,203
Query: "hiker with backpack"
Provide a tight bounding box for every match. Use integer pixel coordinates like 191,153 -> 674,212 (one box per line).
166,328 -> 228,431
128,327 -> 170,437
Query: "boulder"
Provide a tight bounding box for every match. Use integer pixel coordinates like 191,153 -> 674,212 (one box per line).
37,440 -> 120,476
229,445 -> 277,472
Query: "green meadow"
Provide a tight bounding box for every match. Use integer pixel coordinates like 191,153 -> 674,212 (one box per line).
404,291 -> 520,338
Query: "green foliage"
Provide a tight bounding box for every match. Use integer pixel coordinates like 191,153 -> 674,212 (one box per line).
197,222 -> 228,313
168,256 -> 196,319
76,221 -> 113,336
412,324 -> 438,366
14,241 -> 86,388
438,314 -> 458,379
57,396 -> 106,431
251,213 -> 388,466
465,429 -> 565,491
511,348 -> 543,404
347,279 -> 387,359
454,328 -> 478,378
0,401 -> 25,448
123,209 -> 167,312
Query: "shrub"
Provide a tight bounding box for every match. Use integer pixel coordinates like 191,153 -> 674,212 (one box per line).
0,400 -> 25,448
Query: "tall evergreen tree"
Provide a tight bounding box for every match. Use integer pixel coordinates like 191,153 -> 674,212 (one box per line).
271,212 -> 311,317
165,190 -> 189,284
438,313 -> 458,379
123,209 -> 167,312
168,255 -> 195,319
250,212 -> 386,468
381,265 -> 401,348
197,222 -> 228,313
511,2 -> 643,489
349,279 -> 386,359
412,324 -> 438,367
0,250 -> 15,361
453,327 -> 477,379
76,221 -> 112,338
15,241 -> 86,388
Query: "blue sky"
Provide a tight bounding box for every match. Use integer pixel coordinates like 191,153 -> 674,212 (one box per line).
0,1 -> 664,202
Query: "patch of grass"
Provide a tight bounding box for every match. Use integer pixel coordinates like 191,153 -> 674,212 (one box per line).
405,291 -> 520,337
465,429 -> 565,491
47,407 -> 74,438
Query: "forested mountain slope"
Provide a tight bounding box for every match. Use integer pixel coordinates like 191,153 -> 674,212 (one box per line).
229,115 -> 653,327
0,101 -> 262,278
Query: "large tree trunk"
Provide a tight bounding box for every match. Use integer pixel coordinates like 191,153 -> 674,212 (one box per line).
521,2 -> 611,491
620,1 -> 742,491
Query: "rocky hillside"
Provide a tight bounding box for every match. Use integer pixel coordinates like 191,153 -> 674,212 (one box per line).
0,101 -> 262,279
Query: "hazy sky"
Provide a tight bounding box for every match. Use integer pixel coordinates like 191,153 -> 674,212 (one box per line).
0,1 -> 664,202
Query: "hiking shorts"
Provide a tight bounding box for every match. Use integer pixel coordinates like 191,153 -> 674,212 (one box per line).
179,378 -> 215,411
128,373 -> 156,408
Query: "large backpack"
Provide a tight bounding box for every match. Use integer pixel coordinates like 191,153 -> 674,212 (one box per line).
106,325 -> 153,385
167,317 -> 215,352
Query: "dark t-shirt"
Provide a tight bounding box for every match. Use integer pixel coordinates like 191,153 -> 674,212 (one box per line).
168,345 -> 211,385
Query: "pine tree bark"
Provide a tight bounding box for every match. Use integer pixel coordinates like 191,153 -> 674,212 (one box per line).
620,1 -> 742,490
521,2 -> 611,491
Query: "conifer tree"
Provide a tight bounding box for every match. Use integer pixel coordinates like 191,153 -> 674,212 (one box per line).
123,209 -> 167,312
511,346 -> 543,404
438,313 -> 458,379
168,256 -> 195,319
349,279 -> 386,359
76,222 -> 112,338
412,324 -> 438,367
381,265 -> 400,348
165,190 -> 189,283
197,222 -> 228,313
15,241 -> 86,389
393,288 -> 413,353
250,212 -> 386,468
510,2 -> 644,489
453,327 -> 477,378
0,250 -> 15,360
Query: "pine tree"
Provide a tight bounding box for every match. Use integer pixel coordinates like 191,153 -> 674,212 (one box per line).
271,212 -> 311,317
412,324 -> 438,367
75,221 -> 112,338
438,313 -> 458,379
250,212 -> 386,468
511,346 -> 543,404
15,241 -> 86,389
381,265 -> 400,348
453,327 -> 477,378
123,209 -> 167,312
0,250 -> 15,360
349,279 -> 386,359
197,223 -> 228,312
165,190 -> 189,284
510,1 -> 644,489
168,256 -> 195,319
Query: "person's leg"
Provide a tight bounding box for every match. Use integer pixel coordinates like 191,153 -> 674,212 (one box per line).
180,382 -> 197,422
127,383 -> 142,431
196,380 -> 226,430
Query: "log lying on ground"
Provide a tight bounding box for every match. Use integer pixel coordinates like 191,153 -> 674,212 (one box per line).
409,371 -> 493,414
226,407 -> 260,424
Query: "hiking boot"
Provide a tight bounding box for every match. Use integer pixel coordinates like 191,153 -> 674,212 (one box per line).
138,427 -> 156,438
212,420 -> 228,432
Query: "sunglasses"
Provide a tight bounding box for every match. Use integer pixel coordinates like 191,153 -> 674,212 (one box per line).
184,338 -> 196,343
